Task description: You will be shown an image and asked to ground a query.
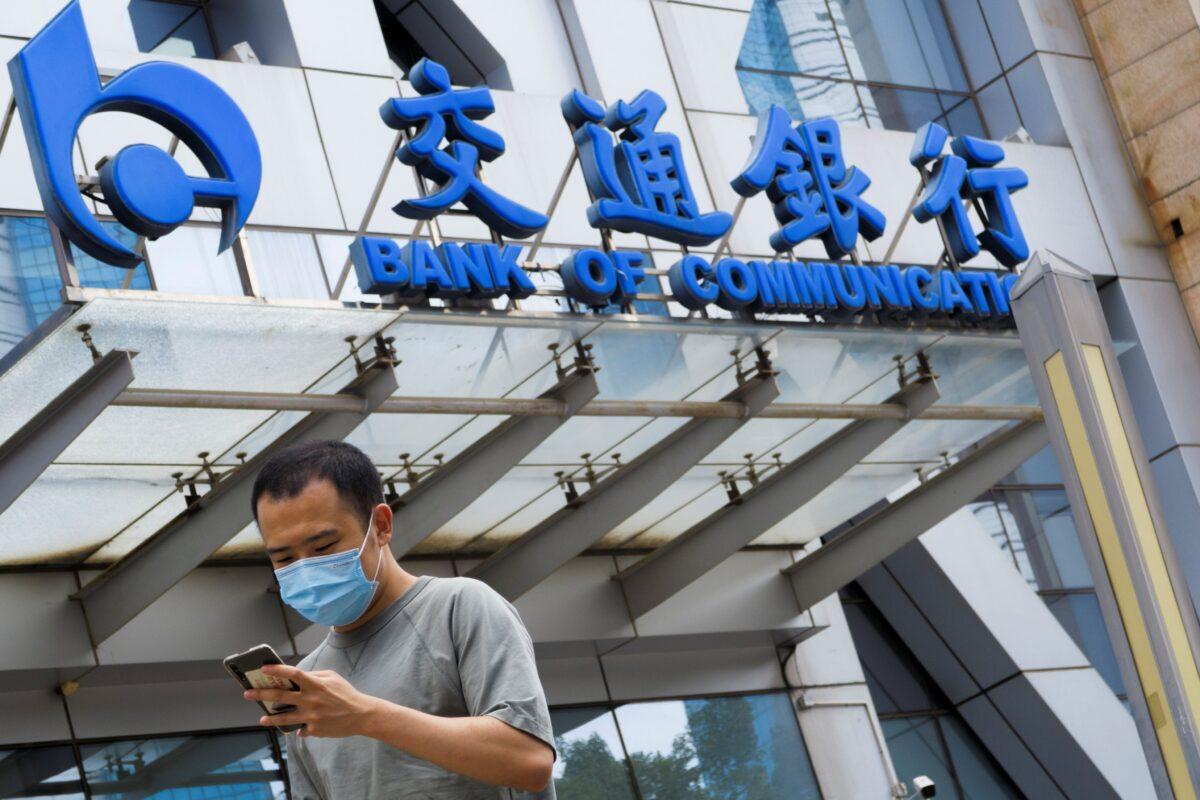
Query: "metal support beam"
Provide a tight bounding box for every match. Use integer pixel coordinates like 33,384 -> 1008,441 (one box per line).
618,376 -> 940,618
71,346 -> 399,644
389,357 -> 600,556
783,419 -> 1049,611
469,364 -> 781,600
0,349 -> 135,515
108,386 -> 1041,422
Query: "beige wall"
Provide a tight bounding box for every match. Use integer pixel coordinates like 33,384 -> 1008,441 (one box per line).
1076,0 -> 1200,339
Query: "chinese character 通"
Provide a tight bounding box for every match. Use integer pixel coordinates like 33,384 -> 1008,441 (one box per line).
562,89 -> 731,246
909,121 -> 1029,268
732,105 -> 885,258
381,58 -> 547,239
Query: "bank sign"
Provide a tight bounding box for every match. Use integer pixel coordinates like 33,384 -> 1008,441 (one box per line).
11,2 -> 1028,321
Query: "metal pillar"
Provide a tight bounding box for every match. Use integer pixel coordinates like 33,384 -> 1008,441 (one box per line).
0,349 -> 136,515
617,373 -> 941,618
783,419 -> 1049,612
389,351 -> 600,556
71,342 -> 399,644
468,358 -> 780,600
1011,250 -> 1200,799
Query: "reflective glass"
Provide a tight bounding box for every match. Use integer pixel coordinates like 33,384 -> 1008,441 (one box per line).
739,72 -> 868,126
248,230 -> 331,301
920,334 -> 1035,406
0,464 -> 185,566
941,0 -> 1001,88
1044,592 -> 1126,697
833,0 -> 969,91
316,234 -> 371,304
550,707 -> 637,800
145,226 -> 244,296
0,216 -> 150,355
81,732 -> 285,798
1001,489 -> 1091,590
861,85 -> 966,134
976,78 -> 1022,141
942,96 -> 987,139
737,0 -> 853,77
938,716 -> 1022,799
128,2 -> 215,59
978,0 -> 1035,70
0,745 -> 85,799
882,717 -> 960,799
616,694 -> 821,799
754,462 -> 924,544
1005,56 -> 1068,147
843,600 -> 941,714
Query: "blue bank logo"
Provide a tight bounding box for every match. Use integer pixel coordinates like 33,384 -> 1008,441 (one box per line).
8,1 -> 261,267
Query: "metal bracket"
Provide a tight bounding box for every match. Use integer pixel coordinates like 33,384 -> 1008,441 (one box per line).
76,324 -> 102,363
733,346 -> 777,386
555,469 -> 580,505
171,451 -> 229,510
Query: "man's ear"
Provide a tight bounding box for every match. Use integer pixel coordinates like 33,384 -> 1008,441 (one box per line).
373,503 -> 395,547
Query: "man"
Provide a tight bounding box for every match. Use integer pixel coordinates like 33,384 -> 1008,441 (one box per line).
243,439 -> 556,799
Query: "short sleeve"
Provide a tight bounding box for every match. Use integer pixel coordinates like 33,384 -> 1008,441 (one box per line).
448,578 -> 557,762
284,734 -> 326,800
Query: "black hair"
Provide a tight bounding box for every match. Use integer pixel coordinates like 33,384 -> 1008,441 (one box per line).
250,440 -> 384,526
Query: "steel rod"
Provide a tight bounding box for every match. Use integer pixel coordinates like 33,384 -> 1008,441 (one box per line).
112,387 -> 1041,421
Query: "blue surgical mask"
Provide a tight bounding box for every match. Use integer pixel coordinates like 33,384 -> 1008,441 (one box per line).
274,515 -> 384,627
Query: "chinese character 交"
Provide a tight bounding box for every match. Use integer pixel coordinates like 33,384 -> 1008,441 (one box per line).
381,58 -> 548,239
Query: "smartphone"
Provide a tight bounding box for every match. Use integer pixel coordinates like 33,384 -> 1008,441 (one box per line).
224,643 -> 304,733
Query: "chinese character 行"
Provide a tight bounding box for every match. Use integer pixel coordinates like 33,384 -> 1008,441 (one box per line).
381,58 -> 547,239
909,121 -> 1029,268
732,106 -> 885,258
562,89 -> 731,246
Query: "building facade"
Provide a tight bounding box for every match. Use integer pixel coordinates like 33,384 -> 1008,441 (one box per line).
0,1 -> 1196,798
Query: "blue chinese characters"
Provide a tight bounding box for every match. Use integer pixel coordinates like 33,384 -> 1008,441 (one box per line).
380,58 -> 548,239
562,89 -> 731,246
732,105 -> 885,258
910,122 -> 1029,268
8,1 -> 261,267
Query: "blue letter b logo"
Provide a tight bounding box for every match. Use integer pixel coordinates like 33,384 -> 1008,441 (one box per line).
8,2 -> 262,267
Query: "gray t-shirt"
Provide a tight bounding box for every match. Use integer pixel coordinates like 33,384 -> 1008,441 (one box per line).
285,575 -> 557,800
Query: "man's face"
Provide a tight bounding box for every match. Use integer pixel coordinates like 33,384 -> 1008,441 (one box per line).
256,477 -> 388,570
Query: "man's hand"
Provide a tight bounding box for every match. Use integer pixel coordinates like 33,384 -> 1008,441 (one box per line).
244,664 -> 553,791
244,663 -> 380,738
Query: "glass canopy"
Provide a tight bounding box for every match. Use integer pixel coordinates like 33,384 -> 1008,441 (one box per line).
0,294 -> 1035,566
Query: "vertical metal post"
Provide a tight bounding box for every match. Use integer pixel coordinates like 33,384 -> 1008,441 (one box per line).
230,229 -> 260,298
1011,250 -> 1200,799
48,220 -> 80,294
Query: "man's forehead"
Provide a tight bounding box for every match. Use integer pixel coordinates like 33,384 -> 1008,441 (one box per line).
256,478 -> 355,529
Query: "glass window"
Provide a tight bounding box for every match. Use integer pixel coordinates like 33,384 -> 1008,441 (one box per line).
833,0 -> 969,92
81,731 -> 285,799
145,225 -> 244,297
616,693 -> 822,799
0,745 -> 86,799
1044,592 -> 1126,697
551,707 -> 638,799
975,78 -> 1022,141
939,716 -> 1022,800
843,599 -> 942,714
733,0 -> 1058,144
247,230 -> 331,301
0,216 -> 151,354
740,72 -> 869,126
882,716 -> 959,798
128,1 -> 217,59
